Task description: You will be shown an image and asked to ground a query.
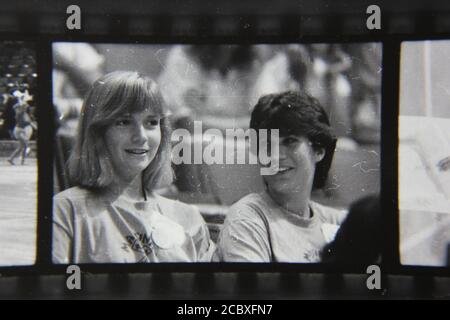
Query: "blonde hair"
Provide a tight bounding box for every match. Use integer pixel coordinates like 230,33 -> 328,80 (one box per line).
67,71 -> 172,193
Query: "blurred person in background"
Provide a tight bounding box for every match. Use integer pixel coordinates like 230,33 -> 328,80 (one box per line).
306,44 -> 352,138
343,43 -> 382,144
52,43 -> 105,190
7,92 -> 35,166
251,45 -> 311,98
53,43 -> 105,136
157,45 -> 268,196
255,43 -> 381,143
157,45 -> 266,131
53,43 -> 104,101
1,87 -> 19,139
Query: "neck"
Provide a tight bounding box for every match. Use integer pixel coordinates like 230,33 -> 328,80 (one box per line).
106,174 -> 146,202
267,185 -> 312,218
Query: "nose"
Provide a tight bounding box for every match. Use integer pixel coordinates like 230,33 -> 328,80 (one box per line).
131,123 -> 147,145
275,144 -> 288,161
265,143 -> 286,165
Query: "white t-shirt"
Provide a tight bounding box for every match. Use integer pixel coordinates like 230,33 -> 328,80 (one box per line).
214,192 -> 346,263
53,187 -> 215,264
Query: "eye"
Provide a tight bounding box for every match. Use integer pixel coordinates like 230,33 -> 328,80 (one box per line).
144,118 -> 160,128
114,119 -> 130,126
283,137 -> 298,145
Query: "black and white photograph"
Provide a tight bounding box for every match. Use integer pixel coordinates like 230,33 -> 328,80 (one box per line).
0,41 -> 38,266
52,42 -> 381,265
399,41 -> 450,267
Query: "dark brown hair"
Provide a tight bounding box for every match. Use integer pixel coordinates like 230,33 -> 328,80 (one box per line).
250,90 -> 337,189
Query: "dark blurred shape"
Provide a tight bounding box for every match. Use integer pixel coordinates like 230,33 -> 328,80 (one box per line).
0,89 -> 18,139
447,243 -> 450,266
188,45 -> 255,76
321,194 -> 381,267
438,156 -> 450,172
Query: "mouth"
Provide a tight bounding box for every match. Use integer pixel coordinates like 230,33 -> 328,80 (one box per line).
276,166 -> 294,175
125,149 -> 149,156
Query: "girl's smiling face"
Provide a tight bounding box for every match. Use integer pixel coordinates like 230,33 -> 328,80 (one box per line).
104,109 -> 161,183
264,135 -> 325,195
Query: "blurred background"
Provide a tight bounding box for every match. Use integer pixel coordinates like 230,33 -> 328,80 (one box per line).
399,41 -> 450,267
0,42 -> 37,140
53,42 -> 381,242
0,41 -> 37,266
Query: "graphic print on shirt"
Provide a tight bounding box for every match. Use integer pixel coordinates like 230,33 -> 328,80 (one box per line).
122,232 -> 154,257
120,216 -> 187,262
303,242 -> 322,262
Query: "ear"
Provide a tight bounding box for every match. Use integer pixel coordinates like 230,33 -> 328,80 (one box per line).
314,147 -> 326,163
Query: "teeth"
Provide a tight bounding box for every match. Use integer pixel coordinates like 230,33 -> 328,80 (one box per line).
278,167 -> 291,173
127,149 -> 148,155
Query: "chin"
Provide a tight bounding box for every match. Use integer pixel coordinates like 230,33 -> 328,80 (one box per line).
124,164 -> 149,177
267,181 -> 294,195
129,158 -> 150,168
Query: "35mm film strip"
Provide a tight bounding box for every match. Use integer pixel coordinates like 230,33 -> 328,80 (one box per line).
0,0 -> 449,300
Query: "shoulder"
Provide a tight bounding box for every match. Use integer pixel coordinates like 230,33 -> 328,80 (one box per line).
154,195 -> 205,229
154,194 -> 200,216
311,201 -> 347,225
53,187 -> 103,216
226,193 -> 269,225
215,193 -> 273,262
54,187 -> 94,204
53,187 -> 94,234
